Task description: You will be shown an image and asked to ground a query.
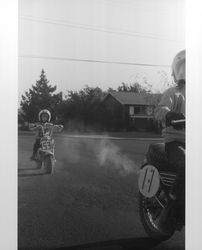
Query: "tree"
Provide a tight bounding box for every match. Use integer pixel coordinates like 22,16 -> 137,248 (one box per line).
117,81 -> 152,93
18,108 -> 24,124
20,69 -> 63,122
57,86 -> 105,131
157,70 -> 174,93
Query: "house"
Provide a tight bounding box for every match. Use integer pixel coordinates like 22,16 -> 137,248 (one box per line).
101,91 -> 162,131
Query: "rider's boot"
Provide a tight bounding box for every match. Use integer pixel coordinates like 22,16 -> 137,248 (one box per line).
170,174 -> 185,231
30,151 -> 37,160
30,154 -> 35,160
175,203 -> 185,231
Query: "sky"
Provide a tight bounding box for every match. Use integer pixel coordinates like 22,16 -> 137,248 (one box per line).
18,0 -> 185,105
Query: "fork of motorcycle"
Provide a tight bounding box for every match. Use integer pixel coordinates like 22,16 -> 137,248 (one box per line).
155,196 -> 166,209
154,187 -> 171,209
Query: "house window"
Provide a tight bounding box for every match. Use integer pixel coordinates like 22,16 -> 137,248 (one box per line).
134,107 -> 141,114
129,106 -> 134,116
129,106 -> 141,116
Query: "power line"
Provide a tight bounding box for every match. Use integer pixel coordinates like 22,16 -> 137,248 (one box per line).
20,15 -> 183,44
19,54 -> 170,68
20,15 -> 181,43
103,0 -> 139,5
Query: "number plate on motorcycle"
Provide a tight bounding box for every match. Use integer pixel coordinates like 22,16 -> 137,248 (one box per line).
41,140 -> 52,150
138,165 -> 160,198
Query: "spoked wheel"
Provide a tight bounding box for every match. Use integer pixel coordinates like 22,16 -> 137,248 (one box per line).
139,191 -> 175,241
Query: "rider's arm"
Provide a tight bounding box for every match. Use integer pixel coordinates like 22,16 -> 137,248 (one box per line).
29,123 -> 39,131
165,112 -> 185,129
154,88 -> 174,124
53,124 -> 64,132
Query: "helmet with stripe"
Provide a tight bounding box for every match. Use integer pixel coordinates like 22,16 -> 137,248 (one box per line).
38,109 -> 51,122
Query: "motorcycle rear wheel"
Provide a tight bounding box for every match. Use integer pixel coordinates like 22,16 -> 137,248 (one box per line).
139,192 -> 175,241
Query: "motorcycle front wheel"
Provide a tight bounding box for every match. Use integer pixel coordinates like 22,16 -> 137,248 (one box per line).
44,155 -> 54,174
139,191 -> 175,241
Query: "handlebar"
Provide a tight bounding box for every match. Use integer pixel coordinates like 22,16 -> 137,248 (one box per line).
171,119 -> 185,125
29,123 -> 63,137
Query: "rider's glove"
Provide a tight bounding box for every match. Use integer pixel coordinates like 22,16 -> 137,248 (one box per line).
165,111 -> 185,130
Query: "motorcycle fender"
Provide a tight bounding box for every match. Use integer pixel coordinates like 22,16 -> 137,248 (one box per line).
138,165 -> 160,198
39,149 -> 54,156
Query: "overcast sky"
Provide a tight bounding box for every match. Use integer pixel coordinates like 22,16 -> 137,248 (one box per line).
18,0 -> 185,105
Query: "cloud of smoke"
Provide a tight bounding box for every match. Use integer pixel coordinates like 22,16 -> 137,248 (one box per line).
95,139 -> 138,176
58,135 -> 139,176
57,121 -> 140,176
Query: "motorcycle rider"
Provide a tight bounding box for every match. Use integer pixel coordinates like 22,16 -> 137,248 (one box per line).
155,50 -> 185,226
29,109 -> 63,160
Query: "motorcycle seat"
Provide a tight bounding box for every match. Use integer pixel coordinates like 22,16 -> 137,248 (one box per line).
146,143 -> 170,169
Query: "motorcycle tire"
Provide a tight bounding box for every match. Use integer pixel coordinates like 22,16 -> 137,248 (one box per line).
139,191 -> 175,241
44,155 -> 54,174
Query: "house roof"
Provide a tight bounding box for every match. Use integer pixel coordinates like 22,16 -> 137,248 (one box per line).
105,91 -> 162,105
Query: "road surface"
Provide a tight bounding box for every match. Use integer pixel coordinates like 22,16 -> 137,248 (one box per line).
18,134 -> 185,250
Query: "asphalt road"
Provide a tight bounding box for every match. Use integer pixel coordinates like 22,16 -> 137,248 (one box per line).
18,134 -> 185,250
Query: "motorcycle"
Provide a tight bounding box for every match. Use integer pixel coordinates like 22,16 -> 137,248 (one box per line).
33,123 -> 62,174
138,119 -> 185,241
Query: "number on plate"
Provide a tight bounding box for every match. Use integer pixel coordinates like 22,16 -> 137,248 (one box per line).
138,165 -> 160,198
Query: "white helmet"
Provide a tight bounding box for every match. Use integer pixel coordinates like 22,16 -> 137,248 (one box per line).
172,50 -> 185,82
38,109 -> 51,122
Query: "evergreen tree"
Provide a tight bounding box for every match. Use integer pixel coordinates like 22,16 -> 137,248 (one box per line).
20,69 -> 63,122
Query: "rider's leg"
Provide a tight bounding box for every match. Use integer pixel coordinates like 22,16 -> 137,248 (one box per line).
165,141 -> 185,195
31,138 -> 40,158
165,141 -> 185,225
